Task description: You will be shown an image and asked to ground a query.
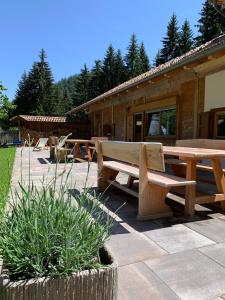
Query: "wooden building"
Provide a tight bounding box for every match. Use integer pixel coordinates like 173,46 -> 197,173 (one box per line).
68,34 -> 225,145
11,115 -> 90,144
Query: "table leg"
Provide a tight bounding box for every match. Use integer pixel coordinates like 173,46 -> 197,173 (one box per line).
74,143 -> 82,160
185,159 -> 197,217
211,159 -> 225,211
85,143 -> 92,161
127,176 -> 135,188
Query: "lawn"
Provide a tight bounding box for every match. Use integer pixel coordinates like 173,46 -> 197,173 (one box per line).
0,147 -> 16,213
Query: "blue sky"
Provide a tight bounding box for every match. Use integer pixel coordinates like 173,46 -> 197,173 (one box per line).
1,0 -> 204,100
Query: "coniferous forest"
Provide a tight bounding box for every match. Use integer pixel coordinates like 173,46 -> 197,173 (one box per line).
5,0 -> 225,122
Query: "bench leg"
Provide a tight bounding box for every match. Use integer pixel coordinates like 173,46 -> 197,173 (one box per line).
97,167 -> 119,192
138,184 -> 173,220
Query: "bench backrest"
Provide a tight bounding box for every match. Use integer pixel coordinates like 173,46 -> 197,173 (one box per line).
98,141 -> 165,172
176,139 -> 225,150
91,136 -> 109,141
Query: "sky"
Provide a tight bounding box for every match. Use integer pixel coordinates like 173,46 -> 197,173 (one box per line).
1,0 -> 204,100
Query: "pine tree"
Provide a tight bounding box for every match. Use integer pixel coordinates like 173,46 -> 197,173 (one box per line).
125,33 -> 142,79
139,42 -> 150,73
159,13 -> 180,63
13,49 -> 56,116
114,50 -> 127,86
179,20 -> 193,55
196,0 -> 225,46
89,60 -> 104,99
75,64 -> 91,106
102,44 -> 116,91
154,50 -> 163,67
62,88 -> 73,112
53,86 -> 73,115
34,49 -> 55,115
13,71 -> 29,115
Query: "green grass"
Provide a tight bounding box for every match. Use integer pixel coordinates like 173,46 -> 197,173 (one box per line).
0,147 -> 16,213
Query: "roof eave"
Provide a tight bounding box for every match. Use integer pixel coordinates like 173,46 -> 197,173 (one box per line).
67,41 -> 225,115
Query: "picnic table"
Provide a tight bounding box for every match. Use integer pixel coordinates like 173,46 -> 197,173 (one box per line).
164,146 -> 225,216
65,139 -> 95,161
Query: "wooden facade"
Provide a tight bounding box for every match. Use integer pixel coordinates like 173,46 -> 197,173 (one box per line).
68,36 -> 225,144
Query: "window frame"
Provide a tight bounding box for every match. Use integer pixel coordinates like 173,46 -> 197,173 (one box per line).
213,110 -> 225,139
144,106 -> 177,138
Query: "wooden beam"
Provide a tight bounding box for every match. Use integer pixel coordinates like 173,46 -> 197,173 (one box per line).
196,193 -> 225,204
107,179 -> 138,198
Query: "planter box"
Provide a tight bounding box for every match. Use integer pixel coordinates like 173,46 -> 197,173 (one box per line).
0,247 -> 117,300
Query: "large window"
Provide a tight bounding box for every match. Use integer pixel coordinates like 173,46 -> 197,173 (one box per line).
146,107 -> 176,137
214,111 -> 225,138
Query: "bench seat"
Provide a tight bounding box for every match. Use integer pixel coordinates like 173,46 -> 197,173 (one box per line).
103,161 -> 195,188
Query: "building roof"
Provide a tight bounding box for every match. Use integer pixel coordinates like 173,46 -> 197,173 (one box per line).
11,115 -> 67,123
68,34 -> 225,115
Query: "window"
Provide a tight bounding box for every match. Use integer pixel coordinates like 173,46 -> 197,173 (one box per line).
146,107 -> 176,137
214,111 -> 225,138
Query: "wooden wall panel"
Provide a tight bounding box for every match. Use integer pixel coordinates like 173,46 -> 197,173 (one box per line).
178,80 -> 196,139
86,70 -> 199,143
113,104 -> 126,141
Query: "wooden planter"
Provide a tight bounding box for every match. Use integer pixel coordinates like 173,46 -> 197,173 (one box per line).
0,247 -> 117,300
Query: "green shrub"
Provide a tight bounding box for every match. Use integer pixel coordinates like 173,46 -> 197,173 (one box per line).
0,165 -> 113,280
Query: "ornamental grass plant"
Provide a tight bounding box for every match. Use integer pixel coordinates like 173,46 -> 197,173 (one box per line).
0,150 -> 113,281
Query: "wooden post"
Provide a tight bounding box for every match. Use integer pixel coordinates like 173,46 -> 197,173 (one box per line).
138,144 -> 173,220
97,141 -> 118,191
193,76 -> 199,139
85,142 -> 92,161
211,158 -> 225,210
185,159 -> 197,216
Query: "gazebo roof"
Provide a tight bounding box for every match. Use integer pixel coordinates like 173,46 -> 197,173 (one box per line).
10,115 -> 67,123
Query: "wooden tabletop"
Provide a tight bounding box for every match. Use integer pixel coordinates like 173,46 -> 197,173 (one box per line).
163,146 -> 225,159
66,139 -> 95,144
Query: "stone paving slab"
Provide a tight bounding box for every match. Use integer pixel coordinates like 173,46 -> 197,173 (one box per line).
106,232 -> 167,266
199,243 -> 225,268
146,249 -> 225,300
118,262 -> 179,300
186,219 -> 225,243
8,148 -> 225,300
144,223 -> 215,253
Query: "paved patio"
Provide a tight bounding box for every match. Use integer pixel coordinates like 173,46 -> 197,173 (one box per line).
9,148 -> 225,300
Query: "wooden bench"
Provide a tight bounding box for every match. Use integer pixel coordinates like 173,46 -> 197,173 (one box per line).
97,141 -> 196,220
166,139 -> 225,178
